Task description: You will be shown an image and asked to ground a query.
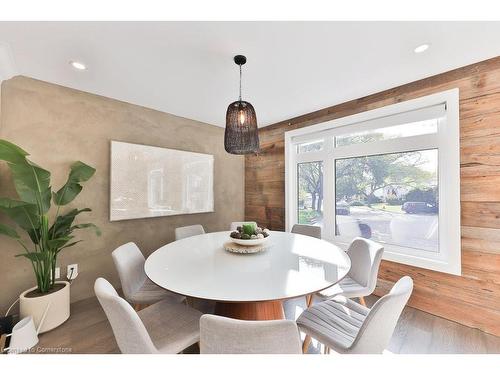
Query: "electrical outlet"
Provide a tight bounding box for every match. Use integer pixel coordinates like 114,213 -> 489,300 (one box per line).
50,267 -> 61,280
67,264 -> 78,280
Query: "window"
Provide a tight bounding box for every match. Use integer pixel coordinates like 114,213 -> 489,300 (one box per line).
285,89 -> 460,275
297,161 -> 323,228
335,150 -> 438,253
297,140 -> 324,153
334,118 -> 438,146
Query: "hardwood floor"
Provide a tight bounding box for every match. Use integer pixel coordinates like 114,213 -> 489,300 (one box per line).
33,295 -> 500,354
36,297 -> 120,354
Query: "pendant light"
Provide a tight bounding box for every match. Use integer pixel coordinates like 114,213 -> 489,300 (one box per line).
224,55 -> 260,154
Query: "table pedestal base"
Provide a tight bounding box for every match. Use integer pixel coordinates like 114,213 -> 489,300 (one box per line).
214,301 -> 285,321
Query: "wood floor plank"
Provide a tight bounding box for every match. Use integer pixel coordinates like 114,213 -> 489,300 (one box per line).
396,309 -> 435,354
29,295 -> 500,354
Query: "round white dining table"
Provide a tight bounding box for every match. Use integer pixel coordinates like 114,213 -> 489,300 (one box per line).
145,231 -> 351,320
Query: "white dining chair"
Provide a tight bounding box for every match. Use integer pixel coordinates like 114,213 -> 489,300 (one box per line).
291,224 -> 321,239
312,237 -> 384,307
298,276 -> 413,354
175,224 -> 205,240
200,314 -> 302,354
3,316 -> 39,354
291,224 -> 322,307
95,278 -> 202,354
229,221 -> 257,231
112,242 -> 185,310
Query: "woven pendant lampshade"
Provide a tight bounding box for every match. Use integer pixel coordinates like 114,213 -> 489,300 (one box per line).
224,55 -> 260,154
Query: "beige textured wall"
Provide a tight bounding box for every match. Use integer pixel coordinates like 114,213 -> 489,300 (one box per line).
0,76 -> 244,313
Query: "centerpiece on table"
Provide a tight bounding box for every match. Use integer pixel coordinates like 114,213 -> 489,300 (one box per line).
225,223 -> 270,254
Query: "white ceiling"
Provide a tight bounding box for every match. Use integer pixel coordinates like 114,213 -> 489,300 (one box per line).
1,22 -> 500,127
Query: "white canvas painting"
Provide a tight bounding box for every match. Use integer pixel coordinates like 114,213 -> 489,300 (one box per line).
110,141 -> 214,221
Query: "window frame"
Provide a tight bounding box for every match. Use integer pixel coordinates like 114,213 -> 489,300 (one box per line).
285,89 -> 460,275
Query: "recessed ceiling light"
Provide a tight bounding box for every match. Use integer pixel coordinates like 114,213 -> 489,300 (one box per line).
414,44 -> 430,54
69,60 -> 87,70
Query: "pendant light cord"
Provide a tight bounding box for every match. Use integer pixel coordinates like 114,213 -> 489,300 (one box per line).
239,64 -> 242,102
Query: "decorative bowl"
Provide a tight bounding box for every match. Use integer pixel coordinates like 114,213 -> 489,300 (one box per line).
230,236 -> 269,246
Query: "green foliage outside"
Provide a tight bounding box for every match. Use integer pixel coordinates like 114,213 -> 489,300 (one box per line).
297,134 -> 438,216
405,187 -> 437,205
298,209 -> 322,225
298,161 -> 323,213
369,203 -> 404,213
349,200 -> 365,206
336,151 -> 435,204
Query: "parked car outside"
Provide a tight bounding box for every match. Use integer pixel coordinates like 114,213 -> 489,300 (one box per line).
336,201 -> 350,216
402,201 -> 438,214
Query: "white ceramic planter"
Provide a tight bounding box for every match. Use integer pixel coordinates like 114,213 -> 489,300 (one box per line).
19,281 -> 70,333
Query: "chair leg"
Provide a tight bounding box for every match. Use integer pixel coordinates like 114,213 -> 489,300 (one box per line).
134,303 -> 149,311
359,296 -> 367,306
0,334 -> 7,353
302,335 -> 312,354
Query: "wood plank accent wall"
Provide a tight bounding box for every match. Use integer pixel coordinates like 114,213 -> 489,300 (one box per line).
245,56 -> 500,336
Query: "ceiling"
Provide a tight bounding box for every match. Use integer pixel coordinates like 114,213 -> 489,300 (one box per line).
1,22 -> 500,127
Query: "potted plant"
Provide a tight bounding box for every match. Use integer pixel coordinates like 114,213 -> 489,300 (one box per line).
0,140 -> 100,333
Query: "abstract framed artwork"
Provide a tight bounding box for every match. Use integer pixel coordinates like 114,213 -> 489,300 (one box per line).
110,141 -> 214,221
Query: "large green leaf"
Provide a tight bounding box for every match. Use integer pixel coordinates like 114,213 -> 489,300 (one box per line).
0,223 -> 20,238
16,252 -> 50,262
0,139 -> 51,213
0,198 -> 40,231
0,139 -> 29,164
9,161 -> 51,212
71,223 -> 101,236
49,208 -> 91,239
53,161 -> 96,206
57,240 -> 82,253
28,228 -> 41,244
48,236 -> 73,249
